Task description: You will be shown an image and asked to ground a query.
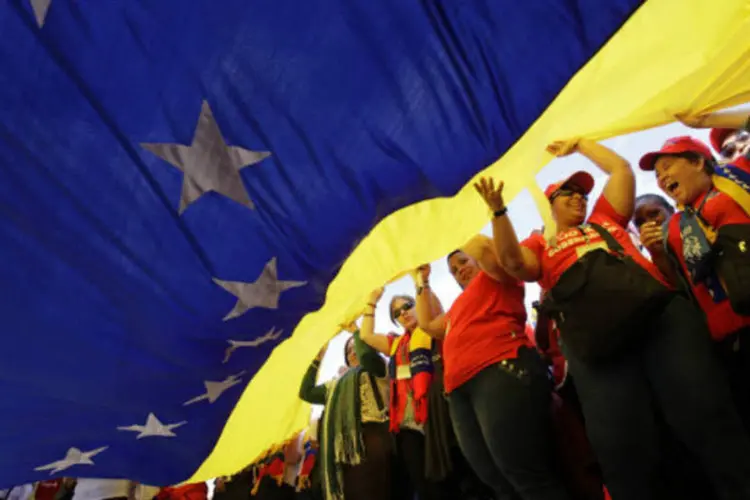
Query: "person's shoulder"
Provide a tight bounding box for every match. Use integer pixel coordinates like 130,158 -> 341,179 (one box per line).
521,231 -> 545,249
590,195 -> 629,228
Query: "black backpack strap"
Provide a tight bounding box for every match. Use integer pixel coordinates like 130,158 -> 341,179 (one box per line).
367,373 -> 385,413
532,301 -> 551,353
587,222 -> 625,255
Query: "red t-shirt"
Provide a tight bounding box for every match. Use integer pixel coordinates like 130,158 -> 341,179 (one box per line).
521,196 -> 668,291
666,160 -> 750,340
443,271 -> 530,393
35,480 -> 63,500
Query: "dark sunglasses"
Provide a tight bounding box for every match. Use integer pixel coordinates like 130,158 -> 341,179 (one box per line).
391,301 -> 415,320
550,188 -> 588,203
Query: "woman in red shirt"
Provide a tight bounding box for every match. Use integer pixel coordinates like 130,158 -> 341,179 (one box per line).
479,138 -> 750,500
413,236 -> 569,500
638,125 -> 750,433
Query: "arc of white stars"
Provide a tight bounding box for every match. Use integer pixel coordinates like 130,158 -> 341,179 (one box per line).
30,0 -> 52,27
117,413 -> 187,439
213,258 -> 307,321
141,101 -> 271,214
223,327 -> 283,363
34,446 -> 108,474
183,371 -> 246,406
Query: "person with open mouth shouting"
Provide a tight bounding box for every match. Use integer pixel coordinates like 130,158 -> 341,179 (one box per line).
482,137 -> 750,500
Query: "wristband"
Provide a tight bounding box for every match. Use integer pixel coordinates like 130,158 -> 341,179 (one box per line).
493,207 -> 508,218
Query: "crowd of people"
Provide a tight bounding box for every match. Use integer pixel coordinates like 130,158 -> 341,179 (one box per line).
295,110 -> 750,500
5,112 -> 749,500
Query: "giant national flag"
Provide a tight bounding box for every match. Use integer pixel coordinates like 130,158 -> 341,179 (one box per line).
0,0 -> 748,487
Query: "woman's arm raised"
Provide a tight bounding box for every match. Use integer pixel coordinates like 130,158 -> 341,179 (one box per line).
474,177 -> 541,282
413,267 -> 447,339
358,288 -> 391,355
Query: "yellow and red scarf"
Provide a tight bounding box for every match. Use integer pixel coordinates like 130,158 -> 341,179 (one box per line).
387,327 -> 434,433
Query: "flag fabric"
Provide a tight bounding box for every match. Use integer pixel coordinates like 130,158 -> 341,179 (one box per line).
0,0 -> 749,487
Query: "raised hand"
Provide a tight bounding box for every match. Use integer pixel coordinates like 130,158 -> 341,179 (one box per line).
639,221 -> 665,255
675,112 -> 710,129
417,264 -> 431,282
368,287 -> 384,304
473,177 -> 506,212
340,321 -> 358,334
546,139 -> 579,157
410,264 -> 431,284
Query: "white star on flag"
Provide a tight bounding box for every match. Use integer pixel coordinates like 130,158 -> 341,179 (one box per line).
223,327 -> 283,363
34,446 -> 108,474
142,101 -> 271,214
183,372 -> 245,406
29,0 -> 52,27
117,413 -> 187,439
213,258 -> 307,321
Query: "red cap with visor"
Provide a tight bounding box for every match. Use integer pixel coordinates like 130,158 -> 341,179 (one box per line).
544,171 -> 595,200
638,136 -> 714,171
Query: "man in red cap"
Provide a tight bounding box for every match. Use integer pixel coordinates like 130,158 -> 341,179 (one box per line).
639,130 -> 750,433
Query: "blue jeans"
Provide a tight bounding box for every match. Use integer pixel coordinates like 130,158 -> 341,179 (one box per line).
565,294 -> 750,500
447,347 -> 570,500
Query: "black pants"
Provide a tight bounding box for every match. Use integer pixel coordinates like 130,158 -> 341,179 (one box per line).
715,326 -> 750,433
392,429 -> 447,500
552,379 -> 605,500
448,446 -> 496,500
564,294 -> 750,500
447,347 -> 568,500
342,422 -> 392,500
253,478 -> 295,500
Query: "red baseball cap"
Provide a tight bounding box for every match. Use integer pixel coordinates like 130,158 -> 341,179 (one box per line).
544,171 -> 595,200
710,128 -> 735,155
638,136 -> 714,171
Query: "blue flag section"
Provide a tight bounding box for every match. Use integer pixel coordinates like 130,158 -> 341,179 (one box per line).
0,0 -> 641,486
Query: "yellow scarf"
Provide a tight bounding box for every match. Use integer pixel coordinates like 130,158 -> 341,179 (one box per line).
388,327 -> 432,356
387,327 -> 434,432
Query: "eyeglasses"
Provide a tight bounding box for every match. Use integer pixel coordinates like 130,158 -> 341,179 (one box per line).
550,188 -> 588,203
391,301 -> 415,320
